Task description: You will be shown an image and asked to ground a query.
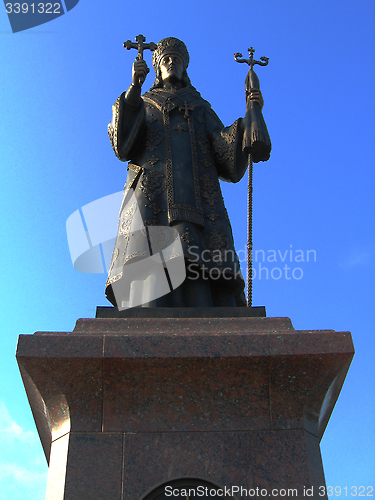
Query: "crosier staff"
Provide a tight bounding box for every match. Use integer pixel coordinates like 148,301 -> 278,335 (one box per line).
234,47 -> 271,307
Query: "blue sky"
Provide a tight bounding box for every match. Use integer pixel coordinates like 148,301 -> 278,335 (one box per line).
0,0 -> 374,497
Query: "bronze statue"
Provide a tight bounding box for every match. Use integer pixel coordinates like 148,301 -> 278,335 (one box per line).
106,36 -> 270,308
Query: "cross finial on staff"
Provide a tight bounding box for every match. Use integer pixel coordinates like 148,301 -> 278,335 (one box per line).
234,46 -> 269,70
123,34 -> 157,61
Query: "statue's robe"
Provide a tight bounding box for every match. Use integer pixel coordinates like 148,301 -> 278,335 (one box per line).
106,84 -> 248,307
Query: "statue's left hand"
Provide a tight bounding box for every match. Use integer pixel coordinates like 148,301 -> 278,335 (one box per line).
247,89 -> 264,109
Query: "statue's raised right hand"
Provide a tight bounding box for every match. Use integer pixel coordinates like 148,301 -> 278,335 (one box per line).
132,59 -> 149,88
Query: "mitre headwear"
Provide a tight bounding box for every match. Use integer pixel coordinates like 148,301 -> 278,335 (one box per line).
152,37 -> 189,71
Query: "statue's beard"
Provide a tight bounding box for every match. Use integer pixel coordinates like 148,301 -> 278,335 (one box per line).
152,68 -> 190,90
162,70 -> 182,87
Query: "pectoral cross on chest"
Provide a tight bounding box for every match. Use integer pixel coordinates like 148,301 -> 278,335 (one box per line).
179,101 -> 195,120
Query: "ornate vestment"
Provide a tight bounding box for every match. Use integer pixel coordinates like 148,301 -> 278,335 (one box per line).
106,84 -> 248,306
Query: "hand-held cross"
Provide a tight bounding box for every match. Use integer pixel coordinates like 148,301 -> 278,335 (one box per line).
123,34 -> 157,60
123,34 -> 157,84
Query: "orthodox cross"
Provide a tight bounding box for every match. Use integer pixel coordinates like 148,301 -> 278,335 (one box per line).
123,34 -> 156,61
123,34 -> 156,85
179,102 -> 195,119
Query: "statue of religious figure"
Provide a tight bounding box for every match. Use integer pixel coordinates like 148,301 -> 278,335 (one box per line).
106,37 -> 268,308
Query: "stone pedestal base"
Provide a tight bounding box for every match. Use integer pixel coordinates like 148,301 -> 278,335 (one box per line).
16,315 -> 354,500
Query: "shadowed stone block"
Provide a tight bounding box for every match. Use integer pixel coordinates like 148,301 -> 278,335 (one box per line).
64,433 -> 123,500
122,432 -> 254,499
16,315 -> 354,500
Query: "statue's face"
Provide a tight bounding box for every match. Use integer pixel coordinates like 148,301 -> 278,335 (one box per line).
159,53 -> 184,83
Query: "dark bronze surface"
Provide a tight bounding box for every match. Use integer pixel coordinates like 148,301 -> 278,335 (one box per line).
106,37 -> 271,309
234,46 -> 271,161
123,34 -> 157,59
234,47 -> 269,70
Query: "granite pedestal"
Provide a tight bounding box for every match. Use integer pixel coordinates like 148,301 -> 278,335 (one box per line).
16,312 -> 354,500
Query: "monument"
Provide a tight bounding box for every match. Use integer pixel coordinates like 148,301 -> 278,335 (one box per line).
105,36 -> 270,310
16,36 -> 354,500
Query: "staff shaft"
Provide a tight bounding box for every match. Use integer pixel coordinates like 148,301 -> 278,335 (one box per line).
247,153 -> 253,307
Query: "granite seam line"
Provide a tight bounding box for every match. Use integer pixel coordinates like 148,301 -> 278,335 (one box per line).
66,429 -> 320,435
